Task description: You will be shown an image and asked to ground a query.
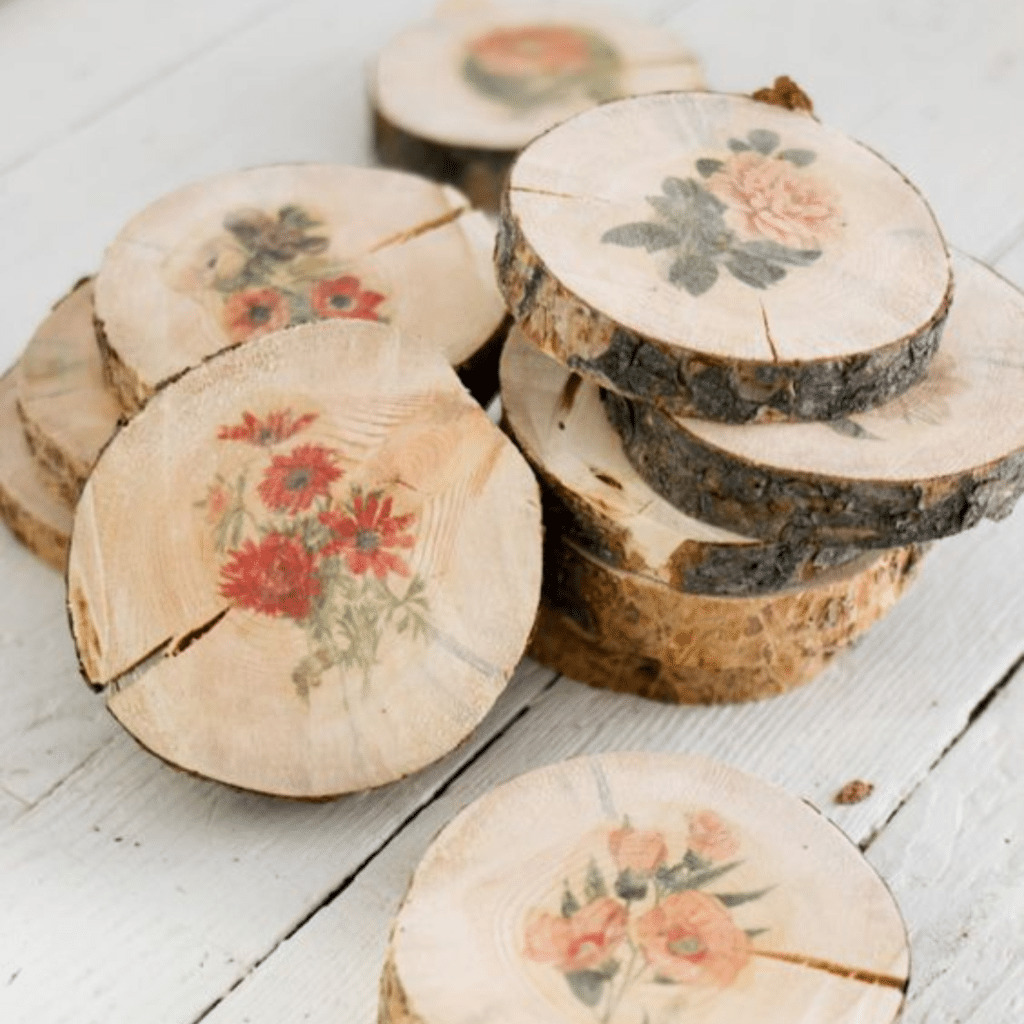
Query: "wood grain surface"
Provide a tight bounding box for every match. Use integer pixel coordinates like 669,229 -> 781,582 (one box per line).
2,1 -> 1024,1022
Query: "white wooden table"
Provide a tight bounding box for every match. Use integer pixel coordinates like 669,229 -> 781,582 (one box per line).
1,1 -> 1023,1021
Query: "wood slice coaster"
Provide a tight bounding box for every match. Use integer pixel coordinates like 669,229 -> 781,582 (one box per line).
501,327 -> 866,596
94,164 -> 508,415
382,752 -> 909,1024
527,537 -> 921,704
66,320 -> 541,798
498,89 -> 951,423
0,369 -> 73,571
606,252 -> 1024,549
15,279 -> 122,505
372,4 -> 704,211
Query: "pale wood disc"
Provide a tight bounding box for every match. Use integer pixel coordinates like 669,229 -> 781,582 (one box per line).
372,4 -> 704,210
0,369 -> 73,572
607,252 -> 1024,548
501,328 -> 868,596
528,537 -> 921,704
94,164 -> 508,414
498,90 -> 951,422
67,320 -> 541,798
15,279 -> 122,504
383,752 -> 909,1024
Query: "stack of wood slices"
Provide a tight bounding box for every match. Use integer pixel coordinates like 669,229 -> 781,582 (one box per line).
499,82 -> 1024,704
1,164 -> 543,798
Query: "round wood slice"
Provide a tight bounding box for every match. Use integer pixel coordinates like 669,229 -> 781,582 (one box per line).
15,278 -> 122,505
530,537 -> 921,704
66,320 -> 541,798
382,752 -> 909,1024
606,252 -> 1024,548
0,368 -> 73,571
372,4 -> 704,211
94,164 -> 508,415
497,89 -> 951,423
501,327 -> 867,596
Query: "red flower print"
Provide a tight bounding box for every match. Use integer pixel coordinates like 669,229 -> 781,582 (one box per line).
633,891 -> 749,987
204,482 -> 230,524
707,152 -> 841,250
687,810 -> 739,862
219,533 -> 321,620
310,275 -> 386,322
222,287 -> 291,342
609,825 -> 668,877
524,897 -> 628,973
258,444 -> 343,515
218,409 -> 319,447
468,25 -> 592,78
320,493 -> 415,579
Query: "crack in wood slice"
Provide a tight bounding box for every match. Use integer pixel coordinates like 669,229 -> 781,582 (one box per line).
0,368 -> 73,572
530,537 -> 922,704
383,753 -> 909,1024
15,278 -> 122,504
751,949 -> 907,991
498,89 -> 951,423
604,252 -> 1024,548
67,320 -> 542,798
500,328 -> 869,597
372,4 -> 703,210
94,164 -> 507,416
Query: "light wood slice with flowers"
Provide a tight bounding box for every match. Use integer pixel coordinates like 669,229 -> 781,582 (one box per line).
500,328 -> 868,596
66,320 -> 542,798
372,4 -> 703,211
94,164 -> 508,415
527,537 -> 921,704
382,752 -> 909,1024
497,88 -> 952,423
15,278 -> 122,505
0,368 -> 73,571
606,252 -> 1024,549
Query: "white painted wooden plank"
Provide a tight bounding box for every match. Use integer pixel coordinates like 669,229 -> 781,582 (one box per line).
867,667 -> 1024,1023
0,0 -> 290,175
202,496 -> 1024,1023
0,658 -> 554,1024
0,529 -> 115,807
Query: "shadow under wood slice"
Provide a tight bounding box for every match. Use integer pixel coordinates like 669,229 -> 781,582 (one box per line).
66,320 -> 542,798
498,90 -> 951,423
604,253 -> 1024,548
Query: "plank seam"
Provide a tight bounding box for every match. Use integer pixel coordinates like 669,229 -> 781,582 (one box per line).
859,649 -> 1024,851
19,733 -> 119,814
187,672 -> 561,1024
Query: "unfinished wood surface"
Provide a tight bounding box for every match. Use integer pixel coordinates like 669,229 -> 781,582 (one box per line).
498,90 -> 951,423
94,164 -> 507,414
67,320 -> 542,798
607,252 -> 1024,548
15,278 -> 121,504
384,752 -> 908,1024
501,327 -> 867,596
530,537 -> 921,704
0,368 -> 73,572
3,2 -> 1024,1023
372,4 -> 703,210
